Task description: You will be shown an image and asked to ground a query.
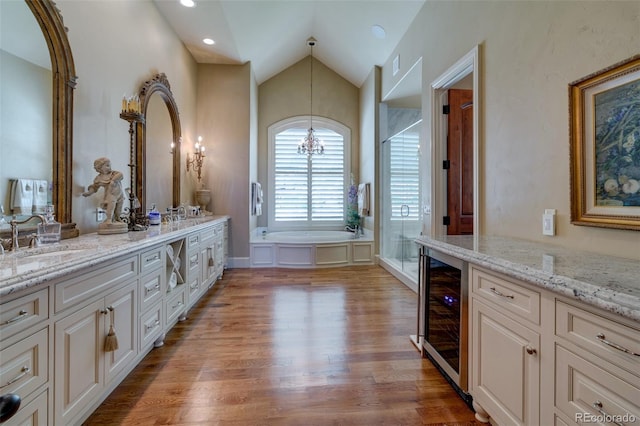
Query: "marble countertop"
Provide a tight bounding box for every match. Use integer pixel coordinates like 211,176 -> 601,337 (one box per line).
415,235 -> 640,323
0,215 -> 229,298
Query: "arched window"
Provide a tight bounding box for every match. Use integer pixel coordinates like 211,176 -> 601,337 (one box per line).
268,116 -> 351,230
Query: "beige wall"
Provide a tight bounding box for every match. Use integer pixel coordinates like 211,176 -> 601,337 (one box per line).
197,63 -> 253,260
383,0 -> 640,260
358,66 -> 380,250
57,0 -> 198,234
257,56 -> 360,228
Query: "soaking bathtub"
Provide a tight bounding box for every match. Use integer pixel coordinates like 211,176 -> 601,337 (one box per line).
250,230 -> 374,268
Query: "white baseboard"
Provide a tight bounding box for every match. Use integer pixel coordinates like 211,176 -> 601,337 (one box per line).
228,257 -> 250,268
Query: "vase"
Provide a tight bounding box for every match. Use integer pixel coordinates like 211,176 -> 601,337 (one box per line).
195,188 -> 211,214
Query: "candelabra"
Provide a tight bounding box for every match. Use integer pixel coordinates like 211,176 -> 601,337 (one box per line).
186,136 -> 211,214
186,136 -> 206,183
120,96 -> 148,231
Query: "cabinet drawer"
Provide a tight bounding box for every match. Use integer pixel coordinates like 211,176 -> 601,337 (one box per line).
140,303 -> 162,350
0,288 -> 48,342
140,246 -> 163,275
6,388 -> 48,426
55,257 -> 137,313
188,275 -> 201,301
140,271 -> 163,313
471,266 -> 540,325
556,301 -> 639,375
0,327 -> 48,397
555,345 -> 640,423
187,252 -> 200,275
166,288 -> 186,325
186,233 -> 200,251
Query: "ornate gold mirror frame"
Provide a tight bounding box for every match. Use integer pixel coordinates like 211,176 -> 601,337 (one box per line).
135,73 -> 182,213
28,0 -> 77,235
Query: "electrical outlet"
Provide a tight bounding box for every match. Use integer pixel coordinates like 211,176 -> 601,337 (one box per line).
542,254 -> 555,274
542,209 -> 556,236
96,208 -> 106,222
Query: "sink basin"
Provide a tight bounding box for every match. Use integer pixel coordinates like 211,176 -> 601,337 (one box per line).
22,248 -> 88,259
7,245 -> 96,260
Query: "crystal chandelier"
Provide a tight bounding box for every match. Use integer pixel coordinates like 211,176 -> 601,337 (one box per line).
297,37 -> 325,157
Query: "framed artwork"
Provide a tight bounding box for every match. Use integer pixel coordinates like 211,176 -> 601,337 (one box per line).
569,55 -> 640,231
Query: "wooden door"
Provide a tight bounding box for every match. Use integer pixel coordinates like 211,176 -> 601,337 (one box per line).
447,89 -> 474,235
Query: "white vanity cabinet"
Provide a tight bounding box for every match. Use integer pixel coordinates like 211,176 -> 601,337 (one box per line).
139,245 -> 165,351
0,216 -> 229,425
0,288 -> 50,426
468,266 -> 638,426
53,257 -> 138,426
554,300 -> 640,425
200,221 -> 225,291
414,236 -> 639,426
470,266 -> 542,426
185,232 -> 202,309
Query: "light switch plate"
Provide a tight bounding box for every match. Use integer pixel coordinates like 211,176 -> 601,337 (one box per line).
542,209 -> 556,236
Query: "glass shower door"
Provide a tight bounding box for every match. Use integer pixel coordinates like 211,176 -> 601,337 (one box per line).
381,120 -> 421,282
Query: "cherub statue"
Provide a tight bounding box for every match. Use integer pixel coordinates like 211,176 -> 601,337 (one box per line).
83,157 -> 128,234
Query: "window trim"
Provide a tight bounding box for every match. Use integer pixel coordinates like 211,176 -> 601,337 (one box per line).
267,115 -> 351,231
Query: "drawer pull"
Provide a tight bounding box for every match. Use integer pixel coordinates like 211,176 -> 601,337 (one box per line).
596,333 -> 640,357
190,282 -> 199,290
145,319 -> 160,333
145,283 -> 161,294
1,366 -> 31,389
525,346 -> 537,355
490,287 -> 514,299
146,254 -> 160,262
5,310 -> 29,324
592,401 -> 624,426
172,301 -> 184,310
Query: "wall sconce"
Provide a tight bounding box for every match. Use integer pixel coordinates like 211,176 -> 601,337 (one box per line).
186,136 -> 206,182
169,137 -> 182,155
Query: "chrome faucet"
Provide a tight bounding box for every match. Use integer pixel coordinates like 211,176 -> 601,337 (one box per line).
166,205 -> 187,222
9,215 -> 46,251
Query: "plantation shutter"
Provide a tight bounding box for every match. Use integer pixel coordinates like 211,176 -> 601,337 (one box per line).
274,127 -> 345,223
389,131 -> 420,220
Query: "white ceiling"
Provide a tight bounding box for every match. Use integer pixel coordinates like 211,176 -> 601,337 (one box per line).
152,0 -> 425,88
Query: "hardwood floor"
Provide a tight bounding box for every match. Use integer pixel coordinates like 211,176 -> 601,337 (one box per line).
84,266 -> 478,425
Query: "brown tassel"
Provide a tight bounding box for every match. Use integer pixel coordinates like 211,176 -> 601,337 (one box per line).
104,309 -> 119,352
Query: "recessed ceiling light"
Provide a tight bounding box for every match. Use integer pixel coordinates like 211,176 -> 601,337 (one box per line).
203,38 -> 215,45
371,24 -> 386,39
180,0 -> 195,7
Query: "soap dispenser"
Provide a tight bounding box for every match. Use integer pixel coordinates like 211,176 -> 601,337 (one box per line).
38,205 -> 61,244
148,204 -> 161,226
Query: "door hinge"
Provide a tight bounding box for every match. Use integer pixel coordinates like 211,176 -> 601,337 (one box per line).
442,105 -> 450,115
443,216 -> 451,226
442,160 -> 450,170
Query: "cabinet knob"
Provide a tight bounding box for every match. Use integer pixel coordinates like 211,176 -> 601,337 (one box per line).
525,346 -> 537,355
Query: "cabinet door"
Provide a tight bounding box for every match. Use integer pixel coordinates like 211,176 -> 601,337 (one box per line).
201,244 -> 215,287
104,283 -> 137,384
54,299 -> 104,425
471,298 -> 540,426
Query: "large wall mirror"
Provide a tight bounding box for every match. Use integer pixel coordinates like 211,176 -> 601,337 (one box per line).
135,73 -> 181,213
0,0 -> 76,235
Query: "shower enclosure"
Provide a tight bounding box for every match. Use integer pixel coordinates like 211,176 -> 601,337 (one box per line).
380,119 -> 422,286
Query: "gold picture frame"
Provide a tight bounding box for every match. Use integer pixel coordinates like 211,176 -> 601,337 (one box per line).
569,55 -> 640,231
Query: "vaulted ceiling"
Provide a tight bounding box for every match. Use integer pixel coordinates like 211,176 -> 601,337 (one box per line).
152,0 -> 425,88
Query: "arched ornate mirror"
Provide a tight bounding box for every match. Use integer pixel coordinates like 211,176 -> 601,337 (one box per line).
135,73 -> 181,213
0,0 -> 76,236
